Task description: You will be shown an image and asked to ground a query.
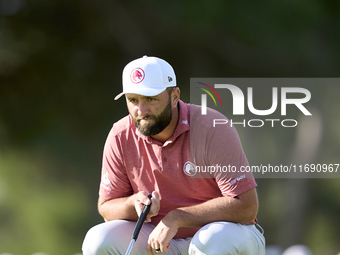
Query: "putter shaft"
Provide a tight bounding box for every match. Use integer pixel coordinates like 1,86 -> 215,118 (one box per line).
125,194 -> 152,255
125,239 -> 135,255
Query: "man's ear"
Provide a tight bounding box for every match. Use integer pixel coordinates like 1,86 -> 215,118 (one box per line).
171,87 -> 180,108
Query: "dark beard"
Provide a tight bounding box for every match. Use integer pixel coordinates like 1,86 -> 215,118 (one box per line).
132,99 -> 172,136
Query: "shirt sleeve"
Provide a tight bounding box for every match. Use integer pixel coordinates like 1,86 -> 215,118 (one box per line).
189,104 -> 257,198
99,125 -> 133,201
207,121 -> 257,197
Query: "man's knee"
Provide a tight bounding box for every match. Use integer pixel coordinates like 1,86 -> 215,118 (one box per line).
82,223 -> 107,255
189,222 -> 264,255
189,222 -> 242,254
82,220 -> 154,255
82,220 -> 132,255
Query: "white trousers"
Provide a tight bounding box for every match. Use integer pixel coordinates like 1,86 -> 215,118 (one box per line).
82,220 -> 265,255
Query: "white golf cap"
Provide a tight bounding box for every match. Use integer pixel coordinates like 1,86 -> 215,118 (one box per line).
114,55 -> 176,100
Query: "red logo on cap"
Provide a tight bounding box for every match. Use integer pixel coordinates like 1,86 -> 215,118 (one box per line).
130,68 -> 145,84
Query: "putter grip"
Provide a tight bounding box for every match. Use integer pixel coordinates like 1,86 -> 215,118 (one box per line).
132,194 -> 152,240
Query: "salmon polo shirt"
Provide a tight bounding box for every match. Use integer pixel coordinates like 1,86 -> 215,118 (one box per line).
99,100 -> 257,239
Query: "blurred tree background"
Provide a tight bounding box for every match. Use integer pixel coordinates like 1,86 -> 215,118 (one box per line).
0,0 -> 339,254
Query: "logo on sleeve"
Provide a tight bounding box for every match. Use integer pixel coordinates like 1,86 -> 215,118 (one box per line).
101,172 -> 111,186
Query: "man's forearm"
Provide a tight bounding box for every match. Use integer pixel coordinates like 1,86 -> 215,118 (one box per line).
98,195 -> 138,222
163,188 -> 258,229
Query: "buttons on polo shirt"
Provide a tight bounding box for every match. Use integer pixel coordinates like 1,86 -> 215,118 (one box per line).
163,157 -> 167,162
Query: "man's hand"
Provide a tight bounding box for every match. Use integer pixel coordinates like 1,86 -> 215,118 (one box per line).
147,219 -> 178,254
135,191 -> 160,222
